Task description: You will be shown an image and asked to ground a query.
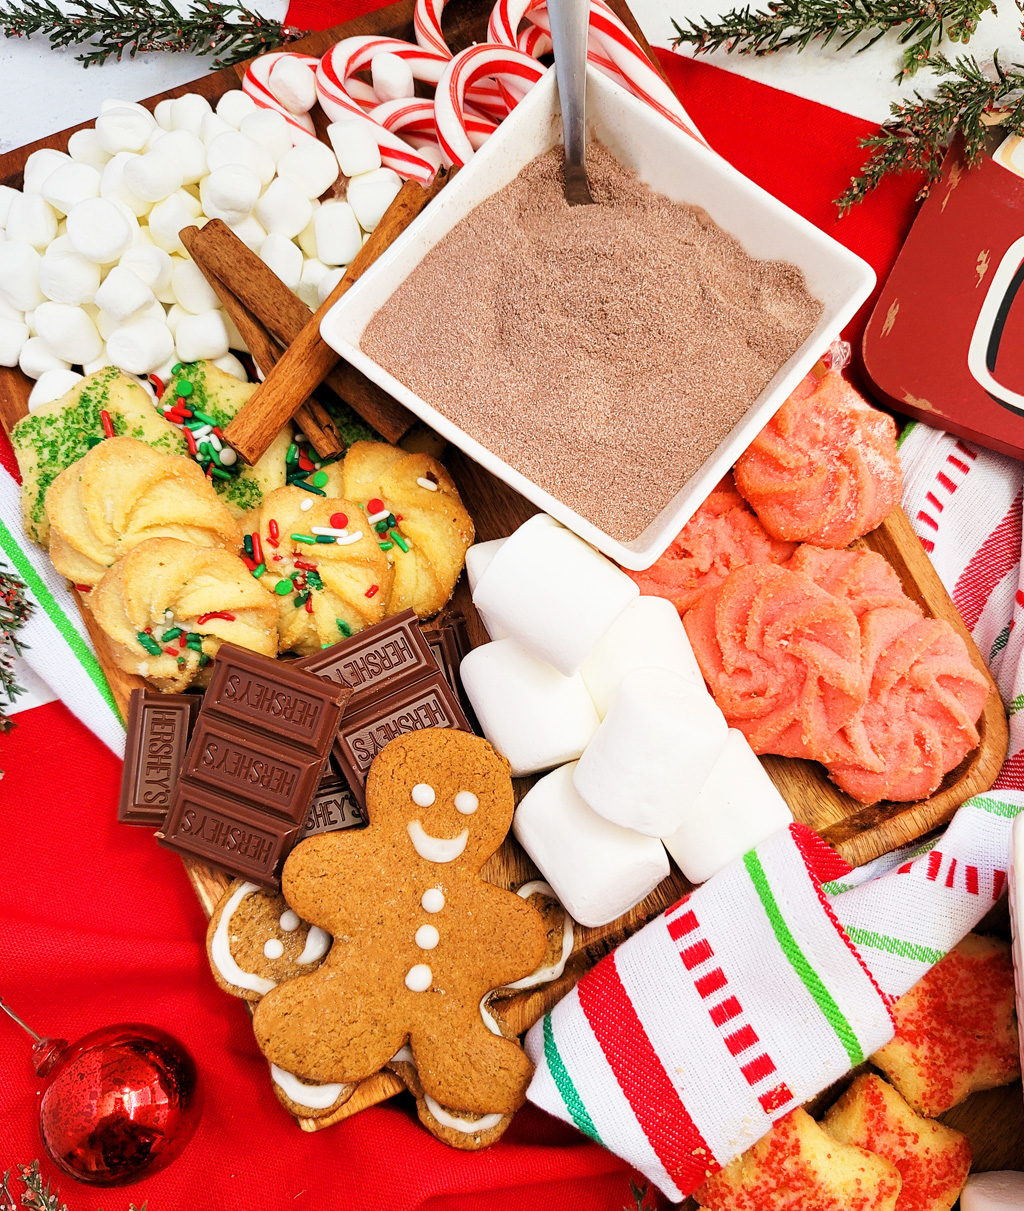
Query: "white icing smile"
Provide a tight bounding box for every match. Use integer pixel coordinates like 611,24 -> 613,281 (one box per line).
407,820 -> 468,863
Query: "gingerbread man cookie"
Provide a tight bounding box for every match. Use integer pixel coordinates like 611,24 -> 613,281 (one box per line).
252,728 -> 547,1122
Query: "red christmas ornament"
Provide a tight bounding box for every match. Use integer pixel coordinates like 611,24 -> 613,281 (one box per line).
1,998 -> 201,1187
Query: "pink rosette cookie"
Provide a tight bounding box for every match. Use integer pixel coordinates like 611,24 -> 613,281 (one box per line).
785,545 -> 917,621
734,372 -> 902,549
684,562 -> 867,760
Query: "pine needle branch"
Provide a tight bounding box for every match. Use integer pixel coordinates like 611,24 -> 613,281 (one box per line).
0,0 -> 309,67
0,557 -> 32,733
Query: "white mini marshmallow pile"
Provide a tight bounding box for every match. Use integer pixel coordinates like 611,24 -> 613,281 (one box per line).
460,515 -> 793,928
0,81 -> 404,406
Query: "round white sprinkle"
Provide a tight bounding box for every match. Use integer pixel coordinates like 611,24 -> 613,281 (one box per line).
405,964 -> 432,992
300,498 -> 313,511
421,888 -> 445,913
264,938 -> 285,959
279,910 -> 300,931
411,783 -> 435,807
219,447 -> 237,466
454,791 -> 479,815
415,924 -> 439,950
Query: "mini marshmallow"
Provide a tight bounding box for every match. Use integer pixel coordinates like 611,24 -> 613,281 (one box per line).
19,335 -> 69,379
514,762 -> 670,928
269,56 -> 317,114
175,309 -> 229,361
474,514 -> 638,676
95,265 -> 155,324
151,130 -> 207,185
99,153 -> 151,218
221,309 -> 247,352
464,538 -> 510,639
96,105 -> 154,154
314,201 -> 361,267
170,256 -> 219,314
661,730 -> 792,883
200,112 -> 234,148
277,140 -> 339,200
99,98 -> 151,117
206,130 -> 275,187
28,368 -> 83,410
0,241 -> 45,311
200,164 -> 261,223
0,294 -> 22,322
67,129 -> 111,170
154,98 -> 176,130
240,110 -> 292,163
461,638 -> 600,777
23,148 -> 71,194
0,185 -> 17,228
254,177 -> 312,241
148,192 -> 199,255
38,247 -> 102,306
106,318 -> 174,374
34,301 -> 104,365
164,303 -> 187,336
961,1172 -> 1024,1211
296,213 -> 319,258
66,198 -> 134,264
346,166 -> 403,233
119,244 -> 172,293
41,162 -> 101,216
213,351 -> 248,381
327,119 -> 382,178
169,93 -> 212,136
316,267 -> 345,305
226,214 -> 267,253
259,233 -> 303,291
371,51 -> 415,102
296,256 -> 328,308
123,150 -> 184,203
581,596 -> 703,718
0,318 -> 29,367
5,193 -> 58,251
574,667 -> 728,838
215,89 -> 257,127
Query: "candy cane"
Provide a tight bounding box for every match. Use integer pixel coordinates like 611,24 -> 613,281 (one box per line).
434,44 -> 546,167
413,0 -> 451,56
518,23 -> 552,57
243,53 -> 319,139
370,98 -> 498,151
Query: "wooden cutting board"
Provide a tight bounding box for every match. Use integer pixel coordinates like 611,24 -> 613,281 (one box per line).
0,0 -> 1014,1155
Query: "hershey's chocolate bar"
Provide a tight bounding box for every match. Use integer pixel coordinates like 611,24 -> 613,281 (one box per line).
119,689 -> 200,826
298,772 -> 365,840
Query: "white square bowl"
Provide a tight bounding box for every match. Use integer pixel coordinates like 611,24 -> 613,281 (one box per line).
320,67 -> 876,570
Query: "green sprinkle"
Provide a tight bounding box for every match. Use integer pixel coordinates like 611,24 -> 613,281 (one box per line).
172,362 -> 184,375
274,579 -> 293,596
211,467 -> 231,480
86,434 -> 103,449
378,541 -> 394,552
294,591 -> 310,608
286,442 -> 298,463
389,529 -> 409,553
315,534 -> 336,544
375,520 -> 389,534
243,534 -> 254,557
292,480 -> 326,496
310,470 -> 328,487
186,633 -> 203,651
176,656 -> 186,668
252,562 -> 267,579
290,532 -> 316,544
336,619 -> 352,637
199,441 -> 212,456
198,652 -> 211,668
137,631 -> 162,655
193,411 -> 219,428
161,627 -> 182,641
177,380 -> 194,398
306,570 -> 324,590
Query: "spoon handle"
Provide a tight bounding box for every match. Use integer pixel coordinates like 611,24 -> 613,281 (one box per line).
548,0 -> 593,203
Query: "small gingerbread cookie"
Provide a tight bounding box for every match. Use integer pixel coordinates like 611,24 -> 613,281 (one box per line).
206,879 -> 332,1001
252,728 -> 547,1133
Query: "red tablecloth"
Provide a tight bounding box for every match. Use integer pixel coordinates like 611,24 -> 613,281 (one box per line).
0,28 -> 922,1211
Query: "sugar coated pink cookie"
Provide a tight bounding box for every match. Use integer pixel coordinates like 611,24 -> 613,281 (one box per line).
786,546 -> 917,620
734,372 -> 902,548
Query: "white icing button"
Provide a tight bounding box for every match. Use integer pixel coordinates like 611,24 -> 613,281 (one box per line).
454,791 -> 479,815
264,938 -> 285,959
415,924 -> 440,950
421,888 -> 445,913
405,963 -> 432,991
279,910 -> 300,932
412,782 -> 435,807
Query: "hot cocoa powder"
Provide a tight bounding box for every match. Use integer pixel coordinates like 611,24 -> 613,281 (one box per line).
361,144 -> 823,542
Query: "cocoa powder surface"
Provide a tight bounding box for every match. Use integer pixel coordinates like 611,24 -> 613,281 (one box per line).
361,145 -> 823,542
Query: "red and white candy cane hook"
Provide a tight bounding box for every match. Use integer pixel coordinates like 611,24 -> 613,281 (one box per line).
243,52 -> 320,139
434,44 -> 546,167
414,0 -> 452,56
370,98 -> 498,151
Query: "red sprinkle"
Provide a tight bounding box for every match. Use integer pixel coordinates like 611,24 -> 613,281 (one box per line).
395,515 -> 403,522
368,498 -> 384,514
100,410 -> 114,438
144,627 -> 153,634
305,595 -> 314,614
150,375 -> 164,397
298,453 -> 315,472
251,533 -> 263,565
329,512 -> 348,529
365,584 -> 379,599
179,633 -> 187,649
184,428 -> 198,455
294,560 -> 318,571
241,554 -> 257,571
212,426 -> 225,439
164,647 -> 178,656
74,584 -> 92,593
196,611 -> 236,625
268,519 -> 279,542
266,538 -> 279,549
272,554 -> 282,562
206,464 -> 214,478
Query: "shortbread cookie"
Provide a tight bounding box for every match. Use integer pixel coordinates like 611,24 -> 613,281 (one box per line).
252,728 -> 547,1133
823,1074 -> 971,1211
871,934 -> 1020,1116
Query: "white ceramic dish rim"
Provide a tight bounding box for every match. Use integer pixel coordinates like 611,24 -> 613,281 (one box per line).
320,67 -> 877,571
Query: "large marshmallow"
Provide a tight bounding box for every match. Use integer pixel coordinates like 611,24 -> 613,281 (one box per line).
206,130 -> 275,187
40,162 -> 102,216
96,105 -> 154,154
215,89 -> 257,128
34,301 -> 104,365
152,130 -> 207,185
99,153 -> 150,218
259,233 -> 303,291
95,265 -> 155,325
295,256 -> 328,308
514,763 -> 670,927
460,639 -> 600,777
277,140 -> 339,200
19,336 -> 70,379
961,1173 -> 1024,1211
254,177 -> 312,240
313,200 -> 361,267
119,244 -> 172,294
175,309 -> 229,361
38,248 -> 101,306
296,210 -> 319,258
473,514 -> 639,676
0,241 -> 45,312
464,539 -> 509,639
22,148 -> 71,194
67,128 -> 111,170
226,214 -> 267,253
573,667 -> 728,837
123,150 -> 184,203
327,119 -> 382,178
5,193 -> 58,251
200,164 -> 261,223
316,267 -> 344,305
0,317 -> 29,366
106,318 -> 174,374
240,110 -> 292,163
67,197 -> 134,264
169,93 -> 212,136
154,98 -> 176,130
346,166 -> 403,233
269,56 -> 317,114
581,596 -> 703,718
0,185 -> 17,228
28,368 -> 83,409
171,257 -> 220,314
200,112 -> 234,148
661,730 -> 792,883
213,351 -> 248,381
371,51 -> 415,102
148,192 -> 199,255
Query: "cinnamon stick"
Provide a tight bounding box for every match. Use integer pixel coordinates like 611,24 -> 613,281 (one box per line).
225,169 -> 453,465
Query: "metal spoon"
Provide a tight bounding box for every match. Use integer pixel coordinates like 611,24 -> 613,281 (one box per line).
548,0 -> 594,205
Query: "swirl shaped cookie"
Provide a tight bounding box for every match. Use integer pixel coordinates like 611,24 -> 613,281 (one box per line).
734,372 -> 901,548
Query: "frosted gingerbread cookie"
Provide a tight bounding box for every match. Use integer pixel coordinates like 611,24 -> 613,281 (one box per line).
252,728 -> 547,1142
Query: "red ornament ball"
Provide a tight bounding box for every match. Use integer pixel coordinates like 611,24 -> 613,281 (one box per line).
36,1023 -> 201,1187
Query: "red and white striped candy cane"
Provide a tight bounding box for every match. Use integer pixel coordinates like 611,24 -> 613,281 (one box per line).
370,98 -> 498,151
413,0 -> 451,56
243,52 -> 319,139
435,44 -> 546,167
518,22 -> 552,57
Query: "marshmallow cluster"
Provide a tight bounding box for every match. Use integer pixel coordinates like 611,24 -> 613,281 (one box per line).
1,86 -> 405,399
461,516 -> 794,927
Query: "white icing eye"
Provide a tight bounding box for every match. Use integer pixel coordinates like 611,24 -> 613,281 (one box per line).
421,888 -> 445,913
415,924 -> 440,950
405,963 -> 432,991
264,939 -> 285,959
454,791 -> 479,815
412,783 -> 436,807
279,910 -> 300,932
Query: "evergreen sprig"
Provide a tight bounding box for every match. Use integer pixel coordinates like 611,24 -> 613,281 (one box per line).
1,1162 -> 147,1211
0,558 -> 31,733
836,51 -> 1024,211
0,0 -> 308,67
671,0 -> 996,78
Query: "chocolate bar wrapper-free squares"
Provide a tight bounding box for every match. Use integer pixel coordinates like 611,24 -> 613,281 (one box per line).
119,689 -> 200,827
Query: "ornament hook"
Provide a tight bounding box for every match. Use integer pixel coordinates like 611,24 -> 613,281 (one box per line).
0,996 -> 42,1042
